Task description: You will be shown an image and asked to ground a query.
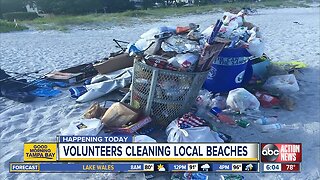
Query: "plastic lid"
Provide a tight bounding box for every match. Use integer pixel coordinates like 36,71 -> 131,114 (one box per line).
210,107 -> 222,116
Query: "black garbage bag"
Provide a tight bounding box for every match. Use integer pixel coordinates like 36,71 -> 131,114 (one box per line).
0,69 -> 37,103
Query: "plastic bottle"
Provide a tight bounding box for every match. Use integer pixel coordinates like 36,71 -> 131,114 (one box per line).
209,107 -> 236,125
255,92 -> 280,108
254,116 -> 278,125
211,95 -> 227,110
260,123 -> 298,132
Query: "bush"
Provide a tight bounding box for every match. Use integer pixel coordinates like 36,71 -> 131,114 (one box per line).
0,19 -> 28,33
3,12 -> 39,21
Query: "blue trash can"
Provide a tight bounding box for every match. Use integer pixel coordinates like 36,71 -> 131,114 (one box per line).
203,48 -> 252,93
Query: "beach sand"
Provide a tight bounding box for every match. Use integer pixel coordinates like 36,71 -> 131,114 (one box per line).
0,7 -> 319,180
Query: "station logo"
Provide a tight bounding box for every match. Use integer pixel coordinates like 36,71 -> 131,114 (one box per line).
261,144 -> 279,162
24,143 -> 57,162
261,143 -> 302,163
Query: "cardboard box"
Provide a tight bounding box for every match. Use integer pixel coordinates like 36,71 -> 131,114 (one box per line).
45,63 -> 98,84
106,116 -> 152,134
101,102 -> 139,128
94,53 -> 134,74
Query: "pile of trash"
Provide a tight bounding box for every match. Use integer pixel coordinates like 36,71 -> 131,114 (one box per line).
203,10 -> 264,57
126,22 -> 226,72
59,10 -> 306,141
1,9 -> 305,139
0,10 -> 307,179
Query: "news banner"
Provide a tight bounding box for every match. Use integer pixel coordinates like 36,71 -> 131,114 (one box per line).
10,135 -> 302,173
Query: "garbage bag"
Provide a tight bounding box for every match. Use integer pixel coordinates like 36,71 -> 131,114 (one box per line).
76,69 -> 132,103
247,38 -> 265,57
226,88 -> 260,113
61,118 -> 103,136
31,88 -> 62,97
263,74 -> 299,94
166,120 -> 224,143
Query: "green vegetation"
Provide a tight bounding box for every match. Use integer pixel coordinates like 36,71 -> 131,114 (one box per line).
3,12 -> 39,21
0,0 -> 314,32
0,19 -> 28,33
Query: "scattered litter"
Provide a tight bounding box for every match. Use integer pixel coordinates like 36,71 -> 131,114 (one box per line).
263,74 -> 300,94
101,102 -> 139,128
293,21 -> 303,25
220,174 -> 244,180
61,118 -> 103,136
166,115 -> 224,142
226,88 -> 260,113
254,116 -> 278,125
260,123 -> 299,132
211,94 -> 227,110
255,91 -> 280,108
184,172 -> 208,180
209,107 -> 236,125
235,119 -> 251,128
83,102 -> 107,119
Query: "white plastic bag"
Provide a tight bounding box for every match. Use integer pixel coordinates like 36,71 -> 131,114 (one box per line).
61,118 -> 103,136
247,38 -> 265,57
140,26 -> 176,40
166,120 -> 224,143
263,74 -> 299,94
226,88 -> 260,113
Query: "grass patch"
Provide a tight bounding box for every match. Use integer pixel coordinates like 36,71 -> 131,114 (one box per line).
20,0 -> 312,31
0,20 -> 28,33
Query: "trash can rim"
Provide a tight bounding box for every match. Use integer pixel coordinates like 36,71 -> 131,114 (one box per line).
135,61 -> 210,75
212,59 -> 251,67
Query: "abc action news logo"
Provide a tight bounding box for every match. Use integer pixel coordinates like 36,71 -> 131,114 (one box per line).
261,143 -> 302,162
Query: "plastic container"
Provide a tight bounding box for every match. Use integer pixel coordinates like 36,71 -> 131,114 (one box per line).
260,123 -> 298,132
209,107 -> 236,125
263,74 -> 299,94
254,116 -> 278,125
203,48 -> 253,93
255,92 -> 280,108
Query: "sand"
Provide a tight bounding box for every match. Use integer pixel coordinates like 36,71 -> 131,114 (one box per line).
0,7 -> 319,180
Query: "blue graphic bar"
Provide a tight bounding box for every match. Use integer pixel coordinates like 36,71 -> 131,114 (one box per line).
212,163 -> 232,171
10,163 -> 144,173
58,135 -> 132,143
9,162 -> 259,173
168,163 -> 188,172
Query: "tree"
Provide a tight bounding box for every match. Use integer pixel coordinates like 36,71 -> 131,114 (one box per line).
1,0 -> 26,17
142,0 -> 156,9
32,0 -> 134,15
103,0 -> 135,13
